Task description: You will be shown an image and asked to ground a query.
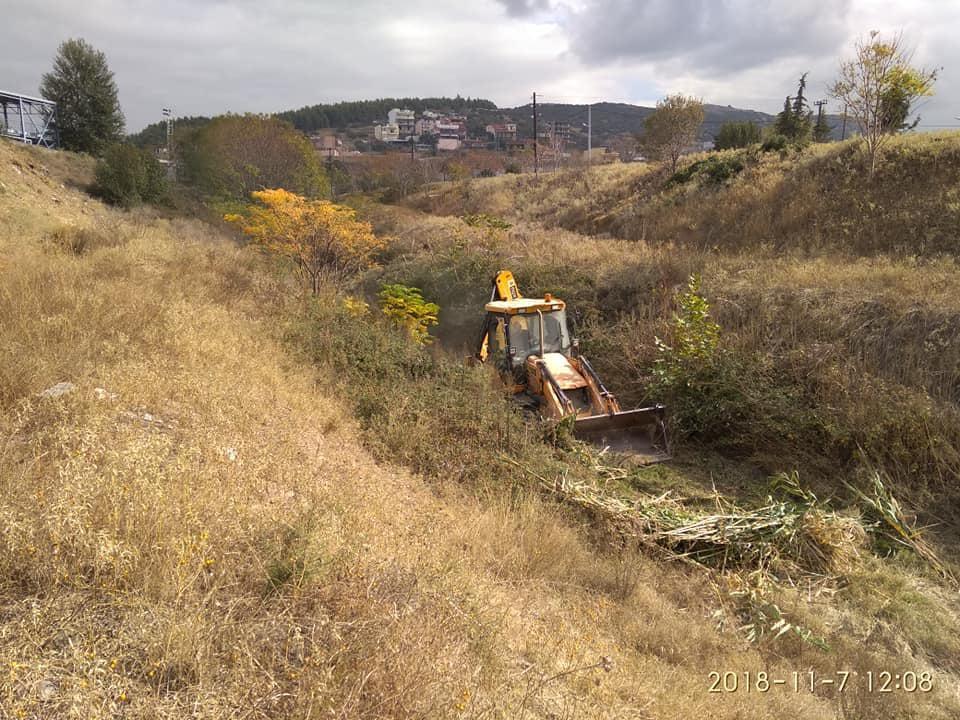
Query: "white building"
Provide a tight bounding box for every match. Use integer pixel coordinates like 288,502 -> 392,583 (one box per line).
374,123 -> 400,142
387,108 -> 416,138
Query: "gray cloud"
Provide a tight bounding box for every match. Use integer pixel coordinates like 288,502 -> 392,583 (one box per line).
566,0 -> 853,74
0,0 -> 564,131
0,0 -> 956,133
496,0 -> 550,17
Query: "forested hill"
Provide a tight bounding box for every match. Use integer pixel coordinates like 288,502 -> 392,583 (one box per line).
128,98 -> 846,148
498,102 -> 845,143
128,115 -> 212,148
276,96 -> 497,132
498,102 -> 779,143
128,97 -> 497,147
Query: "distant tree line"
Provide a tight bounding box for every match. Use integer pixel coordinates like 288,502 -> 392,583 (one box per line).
128,116 -> 212,149
276,96 -> 497,133
713,121 -> 762,150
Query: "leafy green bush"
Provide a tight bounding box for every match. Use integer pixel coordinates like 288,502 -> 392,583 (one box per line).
504,162 -> 522,174
652,275 -> 742,438
94,143 -> 167,207
378,284 -> 439,344
761,134 -> 789,153
669,155 -> 745,186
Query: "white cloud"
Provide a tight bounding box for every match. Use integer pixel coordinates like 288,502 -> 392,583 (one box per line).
0,0 -> 956,132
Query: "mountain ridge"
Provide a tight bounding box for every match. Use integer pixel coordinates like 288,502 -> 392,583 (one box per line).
129,98 -> 848,147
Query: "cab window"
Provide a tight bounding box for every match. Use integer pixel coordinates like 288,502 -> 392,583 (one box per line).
509,310 -> 569,360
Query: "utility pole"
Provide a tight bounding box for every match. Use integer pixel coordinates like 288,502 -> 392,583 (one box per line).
587,103 -> 592,166
814,99 -> 827,141
814,99 -> 826,122
532,91 -> 539,177
162,107 -> 173,159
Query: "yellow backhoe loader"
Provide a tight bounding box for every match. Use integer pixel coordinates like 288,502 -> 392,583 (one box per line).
475,270 -> 669,463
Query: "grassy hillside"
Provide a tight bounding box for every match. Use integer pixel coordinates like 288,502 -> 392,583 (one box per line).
359,134 -> 960,715
2,137 -> 960,719
411,133 -> 960,255
395,135 -> 960,515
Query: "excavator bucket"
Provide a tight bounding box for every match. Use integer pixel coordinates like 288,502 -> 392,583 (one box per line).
573,405 -> 670,464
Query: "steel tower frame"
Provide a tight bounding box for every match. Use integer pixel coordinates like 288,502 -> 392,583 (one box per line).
0,90 -> 58,148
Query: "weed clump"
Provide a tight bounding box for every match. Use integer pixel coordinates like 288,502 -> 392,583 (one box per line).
761,133 -> 789,153
289,292 -> 554,487
669,154 -> 745,186
46,223 -> 124,255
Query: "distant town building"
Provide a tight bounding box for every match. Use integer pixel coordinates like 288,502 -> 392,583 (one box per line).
310,130 -> 342,158
370,107 -> 505,152
437,120 -> 466,137
374,123 -> 400,142
435,118 -> 465,151
387,108 -> 416,138
415,117 -> 438,136
485,123 -> 518,141
446,115 -> 468,138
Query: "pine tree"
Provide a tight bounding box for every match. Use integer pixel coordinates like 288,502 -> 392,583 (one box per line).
714,121 -> 761,150
40,38 -> 124,155
773,96 -> 795,138
773,74 -> 814,144
792,73 -> 809,117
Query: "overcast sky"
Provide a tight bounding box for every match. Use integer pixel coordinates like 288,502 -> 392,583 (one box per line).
2,0 -> 957,133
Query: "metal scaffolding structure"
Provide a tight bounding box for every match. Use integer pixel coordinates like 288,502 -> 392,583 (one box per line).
0,90 -> 58,148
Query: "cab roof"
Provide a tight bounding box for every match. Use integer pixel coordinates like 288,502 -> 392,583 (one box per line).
485,297 -> 566,315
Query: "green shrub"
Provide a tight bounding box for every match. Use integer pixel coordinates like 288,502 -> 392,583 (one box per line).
378,283 -> 439,344
504,162 -> 521,174
669,155 -> 745,186
761,134 -> 789,153
94,143 -> 167,207
652,275 -> 742,438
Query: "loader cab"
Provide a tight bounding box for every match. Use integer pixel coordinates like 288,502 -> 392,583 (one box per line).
478,296 -> 573,375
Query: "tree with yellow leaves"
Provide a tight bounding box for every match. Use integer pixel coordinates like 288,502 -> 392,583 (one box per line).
226,189 -> 384,294
830,32 -> 937,173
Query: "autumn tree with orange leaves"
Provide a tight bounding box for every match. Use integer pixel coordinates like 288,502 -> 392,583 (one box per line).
226,189 -> 384,294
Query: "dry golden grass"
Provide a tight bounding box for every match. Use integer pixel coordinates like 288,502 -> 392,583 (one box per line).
387,138 -> 960,495
2,140 -> 959,720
